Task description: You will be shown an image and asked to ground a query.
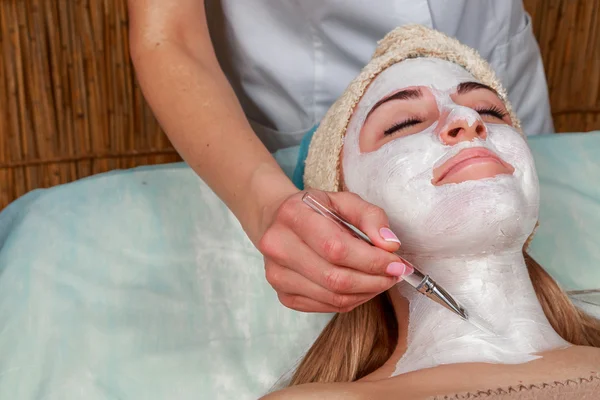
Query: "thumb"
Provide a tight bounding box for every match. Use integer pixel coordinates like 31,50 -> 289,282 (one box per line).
326,191 -> 401,252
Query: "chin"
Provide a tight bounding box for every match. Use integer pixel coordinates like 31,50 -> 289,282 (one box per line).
386,175 -> 538,257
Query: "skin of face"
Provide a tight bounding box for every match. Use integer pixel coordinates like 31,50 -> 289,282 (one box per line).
358,77 -> 515,185
340,78 -> 517,188
341,58 -> 539,257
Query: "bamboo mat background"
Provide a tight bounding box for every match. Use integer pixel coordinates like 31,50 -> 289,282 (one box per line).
526,0 -> 600,133
1,0 -> 599,209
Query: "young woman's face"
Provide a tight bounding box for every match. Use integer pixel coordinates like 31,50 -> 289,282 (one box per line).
359,81 -> 516,185
342,59 -> 539,257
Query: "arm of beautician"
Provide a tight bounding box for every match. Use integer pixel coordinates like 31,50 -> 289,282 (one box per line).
127,0 -> 297,243
127,0 -> 404,314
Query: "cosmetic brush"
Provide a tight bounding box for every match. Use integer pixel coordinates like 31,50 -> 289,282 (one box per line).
302,192 -> 495,335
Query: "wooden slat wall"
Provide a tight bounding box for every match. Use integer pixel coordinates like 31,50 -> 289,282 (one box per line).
0,1 -> 179,209
0,0 -> 599,209
524,0 -> 600,132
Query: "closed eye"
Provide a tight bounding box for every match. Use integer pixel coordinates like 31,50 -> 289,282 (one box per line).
384,118 -> 423,136
476,105 -> 508,120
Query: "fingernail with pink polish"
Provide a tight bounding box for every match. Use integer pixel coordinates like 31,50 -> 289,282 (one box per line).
380,228 -> 401,244
386,262 -> 407,276
403,264 -> 414,277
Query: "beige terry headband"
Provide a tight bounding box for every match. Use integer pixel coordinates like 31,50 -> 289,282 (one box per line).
303,24 -> 523,193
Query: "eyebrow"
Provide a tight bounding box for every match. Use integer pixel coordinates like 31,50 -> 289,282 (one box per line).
366,88 -> 422,119
456,81 -> 498,96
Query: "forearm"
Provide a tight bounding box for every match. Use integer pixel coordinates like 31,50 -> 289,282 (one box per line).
131,44 -> 297,242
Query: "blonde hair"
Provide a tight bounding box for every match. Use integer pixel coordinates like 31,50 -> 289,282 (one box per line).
289,252 -> 600,386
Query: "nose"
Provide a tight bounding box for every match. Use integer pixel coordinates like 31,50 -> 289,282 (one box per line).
438,111 -> 487,145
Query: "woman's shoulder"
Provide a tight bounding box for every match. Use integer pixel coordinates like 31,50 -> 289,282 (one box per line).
375,345 -> 600,399
260,346 -> 600,400
422,346 -> 600,400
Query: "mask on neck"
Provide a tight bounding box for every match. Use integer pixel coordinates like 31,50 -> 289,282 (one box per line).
342,58 -> 539,257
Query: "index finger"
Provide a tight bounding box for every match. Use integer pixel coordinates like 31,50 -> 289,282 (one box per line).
325,191 -> 401,253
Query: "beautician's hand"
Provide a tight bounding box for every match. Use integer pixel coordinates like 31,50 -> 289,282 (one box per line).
259,190 -> 412,313
128,0 -> 408,314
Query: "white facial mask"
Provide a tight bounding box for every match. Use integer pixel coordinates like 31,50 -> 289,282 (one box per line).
343,58 -> 538,257
342,58 -> 569,375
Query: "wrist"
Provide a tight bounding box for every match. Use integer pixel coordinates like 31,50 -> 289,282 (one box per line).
242,163 -> 298,244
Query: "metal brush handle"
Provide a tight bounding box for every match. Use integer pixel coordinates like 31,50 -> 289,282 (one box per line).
301,192 -> 468,320
301,192 -> 426,286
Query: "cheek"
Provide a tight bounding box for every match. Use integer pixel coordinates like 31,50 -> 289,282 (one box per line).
488,127 -> 535,175
343,133 -> 444,209
487,126 -> 540,205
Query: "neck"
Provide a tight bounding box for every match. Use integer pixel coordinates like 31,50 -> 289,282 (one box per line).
391,248 -> 570,376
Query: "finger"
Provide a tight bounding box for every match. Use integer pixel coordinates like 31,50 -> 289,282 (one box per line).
292,207 -> 405,276
278,293 -> 367,313
267,229 -> 402,294
266,262 -> 376,309
280,191 -> 406,277
326,191 -> 401,252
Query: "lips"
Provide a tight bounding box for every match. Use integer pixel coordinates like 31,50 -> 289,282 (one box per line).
432,147 -> 514,185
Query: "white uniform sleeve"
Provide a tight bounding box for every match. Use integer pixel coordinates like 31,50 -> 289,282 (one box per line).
494,14 -> 555,135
